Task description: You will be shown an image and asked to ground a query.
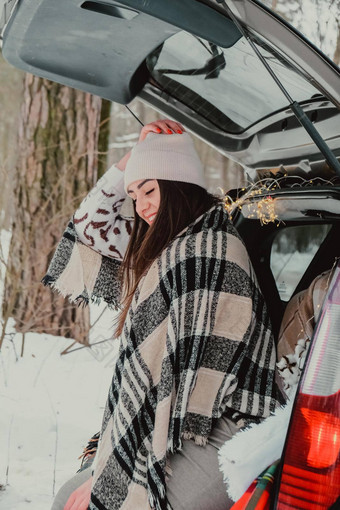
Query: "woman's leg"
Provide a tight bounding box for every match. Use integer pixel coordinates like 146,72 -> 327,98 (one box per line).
167,416 -> 238,510
51,466 -> 92,510
51,417 -> 238,510
166,439 -> 233,510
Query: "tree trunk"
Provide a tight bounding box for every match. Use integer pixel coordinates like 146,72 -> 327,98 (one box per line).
2,75 -> 103,345
97,98 -> 112,178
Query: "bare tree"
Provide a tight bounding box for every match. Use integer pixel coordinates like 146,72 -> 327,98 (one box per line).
1,75 -> 104,347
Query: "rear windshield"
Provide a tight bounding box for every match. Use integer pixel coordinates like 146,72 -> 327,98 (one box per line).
146,30 -> 322,134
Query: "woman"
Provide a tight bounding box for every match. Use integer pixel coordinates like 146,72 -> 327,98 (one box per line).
49,120 -> 285,510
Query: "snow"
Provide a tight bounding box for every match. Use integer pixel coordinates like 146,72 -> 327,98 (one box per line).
0,230 -> 119,509
0,329 -> 117,509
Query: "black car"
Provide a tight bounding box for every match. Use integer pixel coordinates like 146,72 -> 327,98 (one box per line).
1,1 -> 339,508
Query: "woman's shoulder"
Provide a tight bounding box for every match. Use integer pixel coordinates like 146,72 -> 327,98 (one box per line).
159,203 -> 241,263
185,203 -> 240,240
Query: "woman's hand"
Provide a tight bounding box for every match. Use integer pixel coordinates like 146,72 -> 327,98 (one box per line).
64,475 -> 93,510
138,119 -> 185,143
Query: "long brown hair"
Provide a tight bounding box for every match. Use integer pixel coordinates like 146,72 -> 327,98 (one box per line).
115,180 -> 221,336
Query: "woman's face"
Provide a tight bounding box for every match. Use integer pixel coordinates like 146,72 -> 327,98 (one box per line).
127,179 -> 161,225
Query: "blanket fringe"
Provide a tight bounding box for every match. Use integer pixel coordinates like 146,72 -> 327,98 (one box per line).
165,459 -> 173,482
182,431 -> 208,446
41,276 -> 84,303
148,485 -> 173,510
42,276 -> 119,310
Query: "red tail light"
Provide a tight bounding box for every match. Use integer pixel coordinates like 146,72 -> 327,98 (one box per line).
276,266 -> 340,509
301,405 -> 340,469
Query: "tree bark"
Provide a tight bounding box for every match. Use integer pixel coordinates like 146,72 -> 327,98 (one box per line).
2,75 -> 103,345
97,98 -> 112,178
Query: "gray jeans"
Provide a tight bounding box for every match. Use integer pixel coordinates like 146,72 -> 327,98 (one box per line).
51,416 -> 237,510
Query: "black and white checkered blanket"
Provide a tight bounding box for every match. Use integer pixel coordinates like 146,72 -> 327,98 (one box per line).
85,205 -> 284,510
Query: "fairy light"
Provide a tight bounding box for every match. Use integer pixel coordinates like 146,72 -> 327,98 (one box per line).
224,181 -> 280,225
223,175 -> 337,225
253,195 -> 278,225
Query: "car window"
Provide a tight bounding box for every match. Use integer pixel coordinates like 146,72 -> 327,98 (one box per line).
146,30 -> 322,134
270,224 -> 331,301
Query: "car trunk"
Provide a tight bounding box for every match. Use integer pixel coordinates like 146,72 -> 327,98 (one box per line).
1,0 -> 340,180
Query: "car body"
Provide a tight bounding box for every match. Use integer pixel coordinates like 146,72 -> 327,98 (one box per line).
1,0 -> 339,508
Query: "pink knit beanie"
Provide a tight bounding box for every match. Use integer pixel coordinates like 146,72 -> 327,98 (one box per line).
124,133 -> 206,192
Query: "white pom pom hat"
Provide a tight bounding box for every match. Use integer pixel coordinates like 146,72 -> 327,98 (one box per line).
124,132 -> 206,192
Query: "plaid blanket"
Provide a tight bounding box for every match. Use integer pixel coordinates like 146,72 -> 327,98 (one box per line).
88,205 -> 283,510
42,220 -> 122,308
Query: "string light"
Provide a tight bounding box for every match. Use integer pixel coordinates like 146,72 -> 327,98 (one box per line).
223,175 -> 337,226
224,181 -> 281,225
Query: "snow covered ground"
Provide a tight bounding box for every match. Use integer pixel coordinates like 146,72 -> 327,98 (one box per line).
0,230 -> 119,509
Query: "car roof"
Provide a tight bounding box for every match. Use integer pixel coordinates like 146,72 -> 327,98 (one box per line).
1,0 -> 340,180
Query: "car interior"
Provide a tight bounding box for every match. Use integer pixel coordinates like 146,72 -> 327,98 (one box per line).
231,188 -> 340,339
